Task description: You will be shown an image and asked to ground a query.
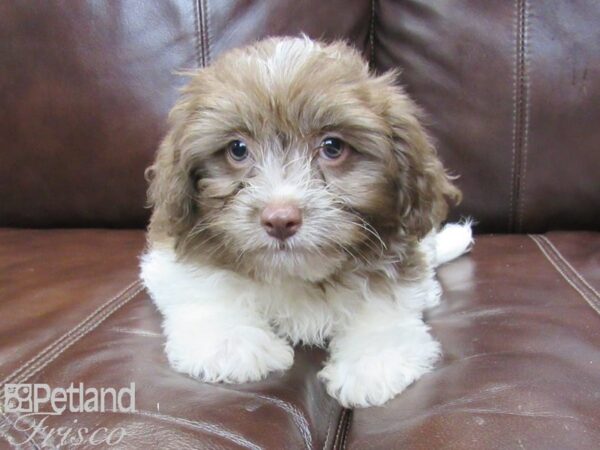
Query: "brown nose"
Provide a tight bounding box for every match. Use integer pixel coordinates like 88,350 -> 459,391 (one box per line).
260,203 -> 302,240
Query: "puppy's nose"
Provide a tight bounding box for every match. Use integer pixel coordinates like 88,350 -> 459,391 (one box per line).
261,203 -> 302,240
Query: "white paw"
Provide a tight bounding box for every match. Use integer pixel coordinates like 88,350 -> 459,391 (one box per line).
319,338 -> 440,408
165,326 -> 294,383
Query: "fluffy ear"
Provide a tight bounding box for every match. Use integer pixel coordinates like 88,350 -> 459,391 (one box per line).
145,126 -> 198,244
378,74 -> 461,239
146,69 -> 215,247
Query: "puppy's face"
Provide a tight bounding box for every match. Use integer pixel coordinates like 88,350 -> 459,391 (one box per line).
147,38 -> 459,282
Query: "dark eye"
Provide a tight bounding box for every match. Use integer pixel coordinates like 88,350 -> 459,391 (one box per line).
319,137 -> 348,161
227,140 -> 248,162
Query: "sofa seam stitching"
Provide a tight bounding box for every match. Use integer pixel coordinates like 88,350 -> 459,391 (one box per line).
341,409 -> 352,450
5,286 -> 144,390
203,0 -> 212,65
529,235 -> 600,315
0,284 -> 143,411
509,0 -> 527,232
517,0 -> 531,231
508,0 -> 518,231
369,0 -> 375,68
0,286 -> 144,449
539,235 -> 600,300
252,394 -> 312,449
332,409 -> 347,449
532,235 -> 600,306
198,0 -> 210,66
322,400 -> 337,450
192,0 -> 202,67
0,280 -> 141,391
333,409 -> 352,450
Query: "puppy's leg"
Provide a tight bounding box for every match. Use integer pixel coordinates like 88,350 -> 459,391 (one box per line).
140,249 -> 294,383
318,296 -> 440,408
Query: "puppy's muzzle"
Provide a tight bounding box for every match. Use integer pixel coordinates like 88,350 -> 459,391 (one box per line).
260,202 -> 302,241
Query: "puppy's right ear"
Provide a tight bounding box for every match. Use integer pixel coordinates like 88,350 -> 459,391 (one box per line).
145,127 -> 197,242
146,69 -> 212,244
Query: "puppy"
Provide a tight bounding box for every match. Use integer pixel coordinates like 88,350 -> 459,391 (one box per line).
140,37 -> 472,408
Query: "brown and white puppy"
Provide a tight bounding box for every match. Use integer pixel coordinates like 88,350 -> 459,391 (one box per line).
140,37 -> 472,408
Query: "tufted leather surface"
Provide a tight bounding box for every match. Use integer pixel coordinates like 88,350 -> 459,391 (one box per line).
1,230 -> 599,449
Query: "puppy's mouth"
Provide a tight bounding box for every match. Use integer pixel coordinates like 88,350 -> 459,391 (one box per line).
248,235 -> 344,282
266,238 -> 305,253
275,241 -> 291,251
258,235 -> 326,260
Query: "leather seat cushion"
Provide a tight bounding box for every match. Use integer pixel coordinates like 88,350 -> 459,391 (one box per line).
1,229 -> 598,449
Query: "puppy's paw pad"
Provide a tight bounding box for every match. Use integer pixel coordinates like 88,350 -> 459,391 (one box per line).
166,327 -> 294,383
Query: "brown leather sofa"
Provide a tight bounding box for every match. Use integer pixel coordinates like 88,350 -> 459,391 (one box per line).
1,1 -> 599,449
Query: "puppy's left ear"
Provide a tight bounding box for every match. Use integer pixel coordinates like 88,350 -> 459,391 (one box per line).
377,73 -> 461,239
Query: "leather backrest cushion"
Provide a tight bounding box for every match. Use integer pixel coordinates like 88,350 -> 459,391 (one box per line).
375,0 -> 600,232
1,1 -> 598,231
0,0 -> 371,228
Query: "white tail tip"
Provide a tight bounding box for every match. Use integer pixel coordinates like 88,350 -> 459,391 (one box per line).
434,221 -> 474,266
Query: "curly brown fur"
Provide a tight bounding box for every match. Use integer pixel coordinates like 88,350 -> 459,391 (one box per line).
146,37 -> 460,283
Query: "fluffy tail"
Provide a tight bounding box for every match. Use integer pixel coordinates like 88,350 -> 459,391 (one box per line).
430,221 -> 474,267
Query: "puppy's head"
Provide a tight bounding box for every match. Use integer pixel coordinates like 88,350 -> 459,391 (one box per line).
147,37 -> 460,282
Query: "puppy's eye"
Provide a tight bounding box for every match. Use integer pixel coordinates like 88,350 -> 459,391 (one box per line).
319,137 -> 349,163
227,140 -> 249,164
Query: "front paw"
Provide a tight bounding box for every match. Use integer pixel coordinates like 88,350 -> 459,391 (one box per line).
165,326 -> 294,383
318,339 -> 440,408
